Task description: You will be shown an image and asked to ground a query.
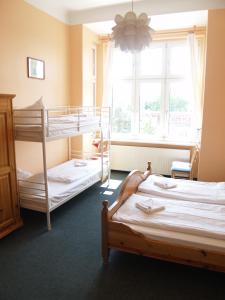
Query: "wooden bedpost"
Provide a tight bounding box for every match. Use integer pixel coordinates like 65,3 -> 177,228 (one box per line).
147,161 -> 152,172
102,200 -> 110,265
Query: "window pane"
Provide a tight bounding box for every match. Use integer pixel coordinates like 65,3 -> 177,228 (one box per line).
139,46 -> 163,76
168,81 -> 192,140
112,49 -> 133,78
169,43 -> 187,76
139,82 -> 162,136
112,80 -> 132,134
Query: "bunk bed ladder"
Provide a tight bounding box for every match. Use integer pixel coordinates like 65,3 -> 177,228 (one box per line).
100,129 -> 104,182
107,107 -> 111,184
41,108 -> 51,230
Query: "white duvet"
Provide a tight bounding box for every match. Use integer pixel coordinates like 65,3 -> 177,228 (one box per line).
19,159 -> 103,203
15,116 -> 98,131
47,159 -> 91,183
138,175 -> 225,205
14,114 -> 100,140
112,194 -> 225,240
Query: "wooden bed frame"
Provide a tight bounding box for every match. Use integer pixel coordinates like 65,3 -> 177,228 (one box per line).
101,166 -> 225,273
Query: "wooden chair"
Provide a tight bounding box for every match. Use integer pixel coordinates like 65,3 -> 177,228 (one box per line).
171,146 -> 199,180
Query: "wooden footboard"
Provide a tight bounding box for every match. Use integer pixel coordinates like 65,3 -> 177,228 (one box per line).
101,169 -> 225,272
102,170 -> 151,264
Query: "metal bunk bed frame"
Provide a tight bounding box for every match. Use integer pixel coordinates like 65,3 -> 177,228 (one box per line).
13,106 -> 111,230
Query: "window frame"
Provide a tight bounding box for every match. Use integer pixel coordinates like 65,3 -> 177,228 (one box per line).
111,39 -> 195,142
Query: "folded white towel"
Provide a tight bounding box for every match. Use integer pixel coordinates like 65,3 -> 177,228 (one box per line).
74,161 -> 87,167
154,181 -> 177,189
135,200 -> 165,214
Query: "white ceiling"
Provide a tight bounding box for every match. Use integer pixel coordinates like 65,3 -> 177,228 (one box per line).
25,0 -> 225,24
28,0 -> 131,11
85,11 -> 208,35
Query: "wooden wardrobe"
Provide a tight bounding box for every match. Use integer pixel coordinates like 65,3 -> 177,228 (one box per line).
0,94 -> 22,238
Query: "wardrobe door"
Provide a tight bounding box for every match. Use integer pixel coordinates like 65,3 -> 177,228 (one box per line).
0,95 -> 22,238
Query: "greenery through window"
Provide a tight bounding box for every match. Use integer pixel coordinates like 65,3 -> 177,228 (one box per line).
111,40 -> 195,142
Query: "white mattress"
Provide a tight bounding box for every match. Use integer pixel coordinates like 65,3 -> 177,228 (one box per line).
138,174 -> 225,205
112,193 -> 225,251
19,159 -> 105,208
15,116 -> 100,140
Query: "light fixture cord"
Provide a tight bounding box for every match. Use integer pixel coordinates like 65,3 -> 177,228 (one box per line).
131,0 -> 133,12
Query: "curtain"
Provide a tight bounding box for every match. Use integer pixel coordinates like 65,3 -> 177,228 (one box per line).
102,40 -> 115,108
186,33 -> 204,142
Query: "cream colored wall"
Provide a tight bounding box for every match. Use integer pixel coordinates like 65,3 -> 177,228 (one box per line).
70,25 -> 83,107
0,1 -> 106,172
82,27 -> 99,154
70,25 -> 99,156
70,25 -> 83,153
96,41 -> 106,107
82,26 -> 98,106
198,9 -> 225,181
0,0 -> 71,173
70,25 -> 99,106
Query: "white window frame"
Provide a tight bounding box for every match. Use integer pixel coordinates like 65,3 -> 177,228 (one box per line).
111,39 -> 194,142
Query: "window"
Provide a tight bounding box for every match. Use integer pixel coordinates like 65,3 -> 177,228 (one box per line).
111,40 -> 197,142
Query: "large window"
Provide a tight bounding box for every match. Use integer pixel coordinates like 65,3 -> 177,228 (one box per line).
111,40 -> 197,142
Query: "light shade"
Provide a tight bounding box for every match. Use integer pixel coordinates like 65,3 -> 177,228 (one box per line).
112,11 -> 153,52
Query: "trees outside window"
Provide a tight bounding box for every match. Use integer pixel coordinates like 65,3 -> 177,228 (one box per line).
111,40 -> 195,142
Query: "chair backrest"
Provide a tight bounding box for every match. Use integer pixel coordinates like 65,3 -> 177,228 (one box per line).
97,140 -> 108,153
190,146 -> 199,167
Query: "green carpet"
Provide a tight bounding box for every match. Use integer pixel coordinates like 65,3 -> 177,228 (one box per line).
0,171 -> 225,300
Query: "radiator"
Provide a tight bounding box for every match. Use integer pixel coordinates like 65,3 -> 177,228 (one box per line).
110,145 -> 190,175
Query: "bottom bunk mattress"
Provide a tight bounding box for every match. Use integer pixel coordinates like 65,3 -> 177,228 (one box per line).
19,158 -> 107,211
112,193 -> 225,252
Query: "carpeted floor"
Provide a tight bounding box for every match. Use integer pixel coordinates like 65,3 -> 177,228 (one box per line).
0,171 -> 225,300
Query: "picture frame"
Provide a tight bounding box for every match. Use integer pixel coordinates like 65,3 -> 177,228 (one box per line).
27,57 -> 45,80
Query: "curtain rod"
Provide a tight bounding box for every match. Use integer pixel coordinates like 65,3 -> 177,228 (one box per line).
99,26 -> 206,42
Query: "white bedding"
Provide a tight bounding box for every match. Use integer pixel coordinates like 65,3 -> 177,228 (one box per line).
112,193 -> 225,241
19,159 -> 104,206
138,175 -> 225,205
47,160 -> 91,183
15,115 -> 100,140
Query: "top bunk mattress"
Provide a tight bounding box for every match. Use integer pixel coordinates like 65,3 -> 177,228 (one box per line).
14,115 -> 101,141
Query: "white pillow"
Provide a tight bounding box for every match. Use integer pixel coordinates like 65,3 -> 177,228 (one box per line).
17,168 -> 33,180
14,97 -> 45,125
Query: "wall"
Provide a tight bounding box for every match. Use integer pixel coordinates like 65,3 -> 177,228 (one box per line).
70,25 -> 98,106
82,27 -> 99,155
82,26 -> 98,106
96,40 -> 108,107
2,1 -> 214,177
70,25 -> 83,153
70,25 -> 83,107
198,9 -> 225,181
0,0 -> 70,172
70,25 -> 99,156
111,145 -> 190,174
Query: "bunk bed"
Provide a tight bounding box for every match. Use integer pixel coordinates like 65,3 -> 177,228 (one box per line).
101,167 -> 225,272
13,104 -> 111,230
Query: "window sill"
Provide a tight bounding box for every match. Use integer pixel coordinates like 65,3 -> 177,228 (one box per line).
111,139 -> 196,150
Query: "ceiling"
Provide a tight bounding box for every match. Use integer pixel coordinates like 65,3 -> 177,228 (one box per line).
25,0 -> 225,24
85,11 -> 208,35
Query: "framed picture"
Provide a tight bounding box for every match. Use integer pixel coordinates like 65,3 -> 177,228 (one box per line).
27,57 -> 45,80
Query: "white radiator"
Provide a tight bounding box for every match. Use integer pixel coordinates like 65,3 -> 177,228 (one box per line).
111,145 -> 190,175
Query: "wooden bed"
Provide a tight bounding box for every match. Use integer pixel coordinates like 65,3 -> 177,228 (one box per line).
101,166 -> 225,272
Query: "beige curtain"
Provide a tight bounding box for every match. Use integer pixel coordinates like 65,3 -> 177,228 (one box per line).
187,33 -> 205,142
102,40 -> 115,108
